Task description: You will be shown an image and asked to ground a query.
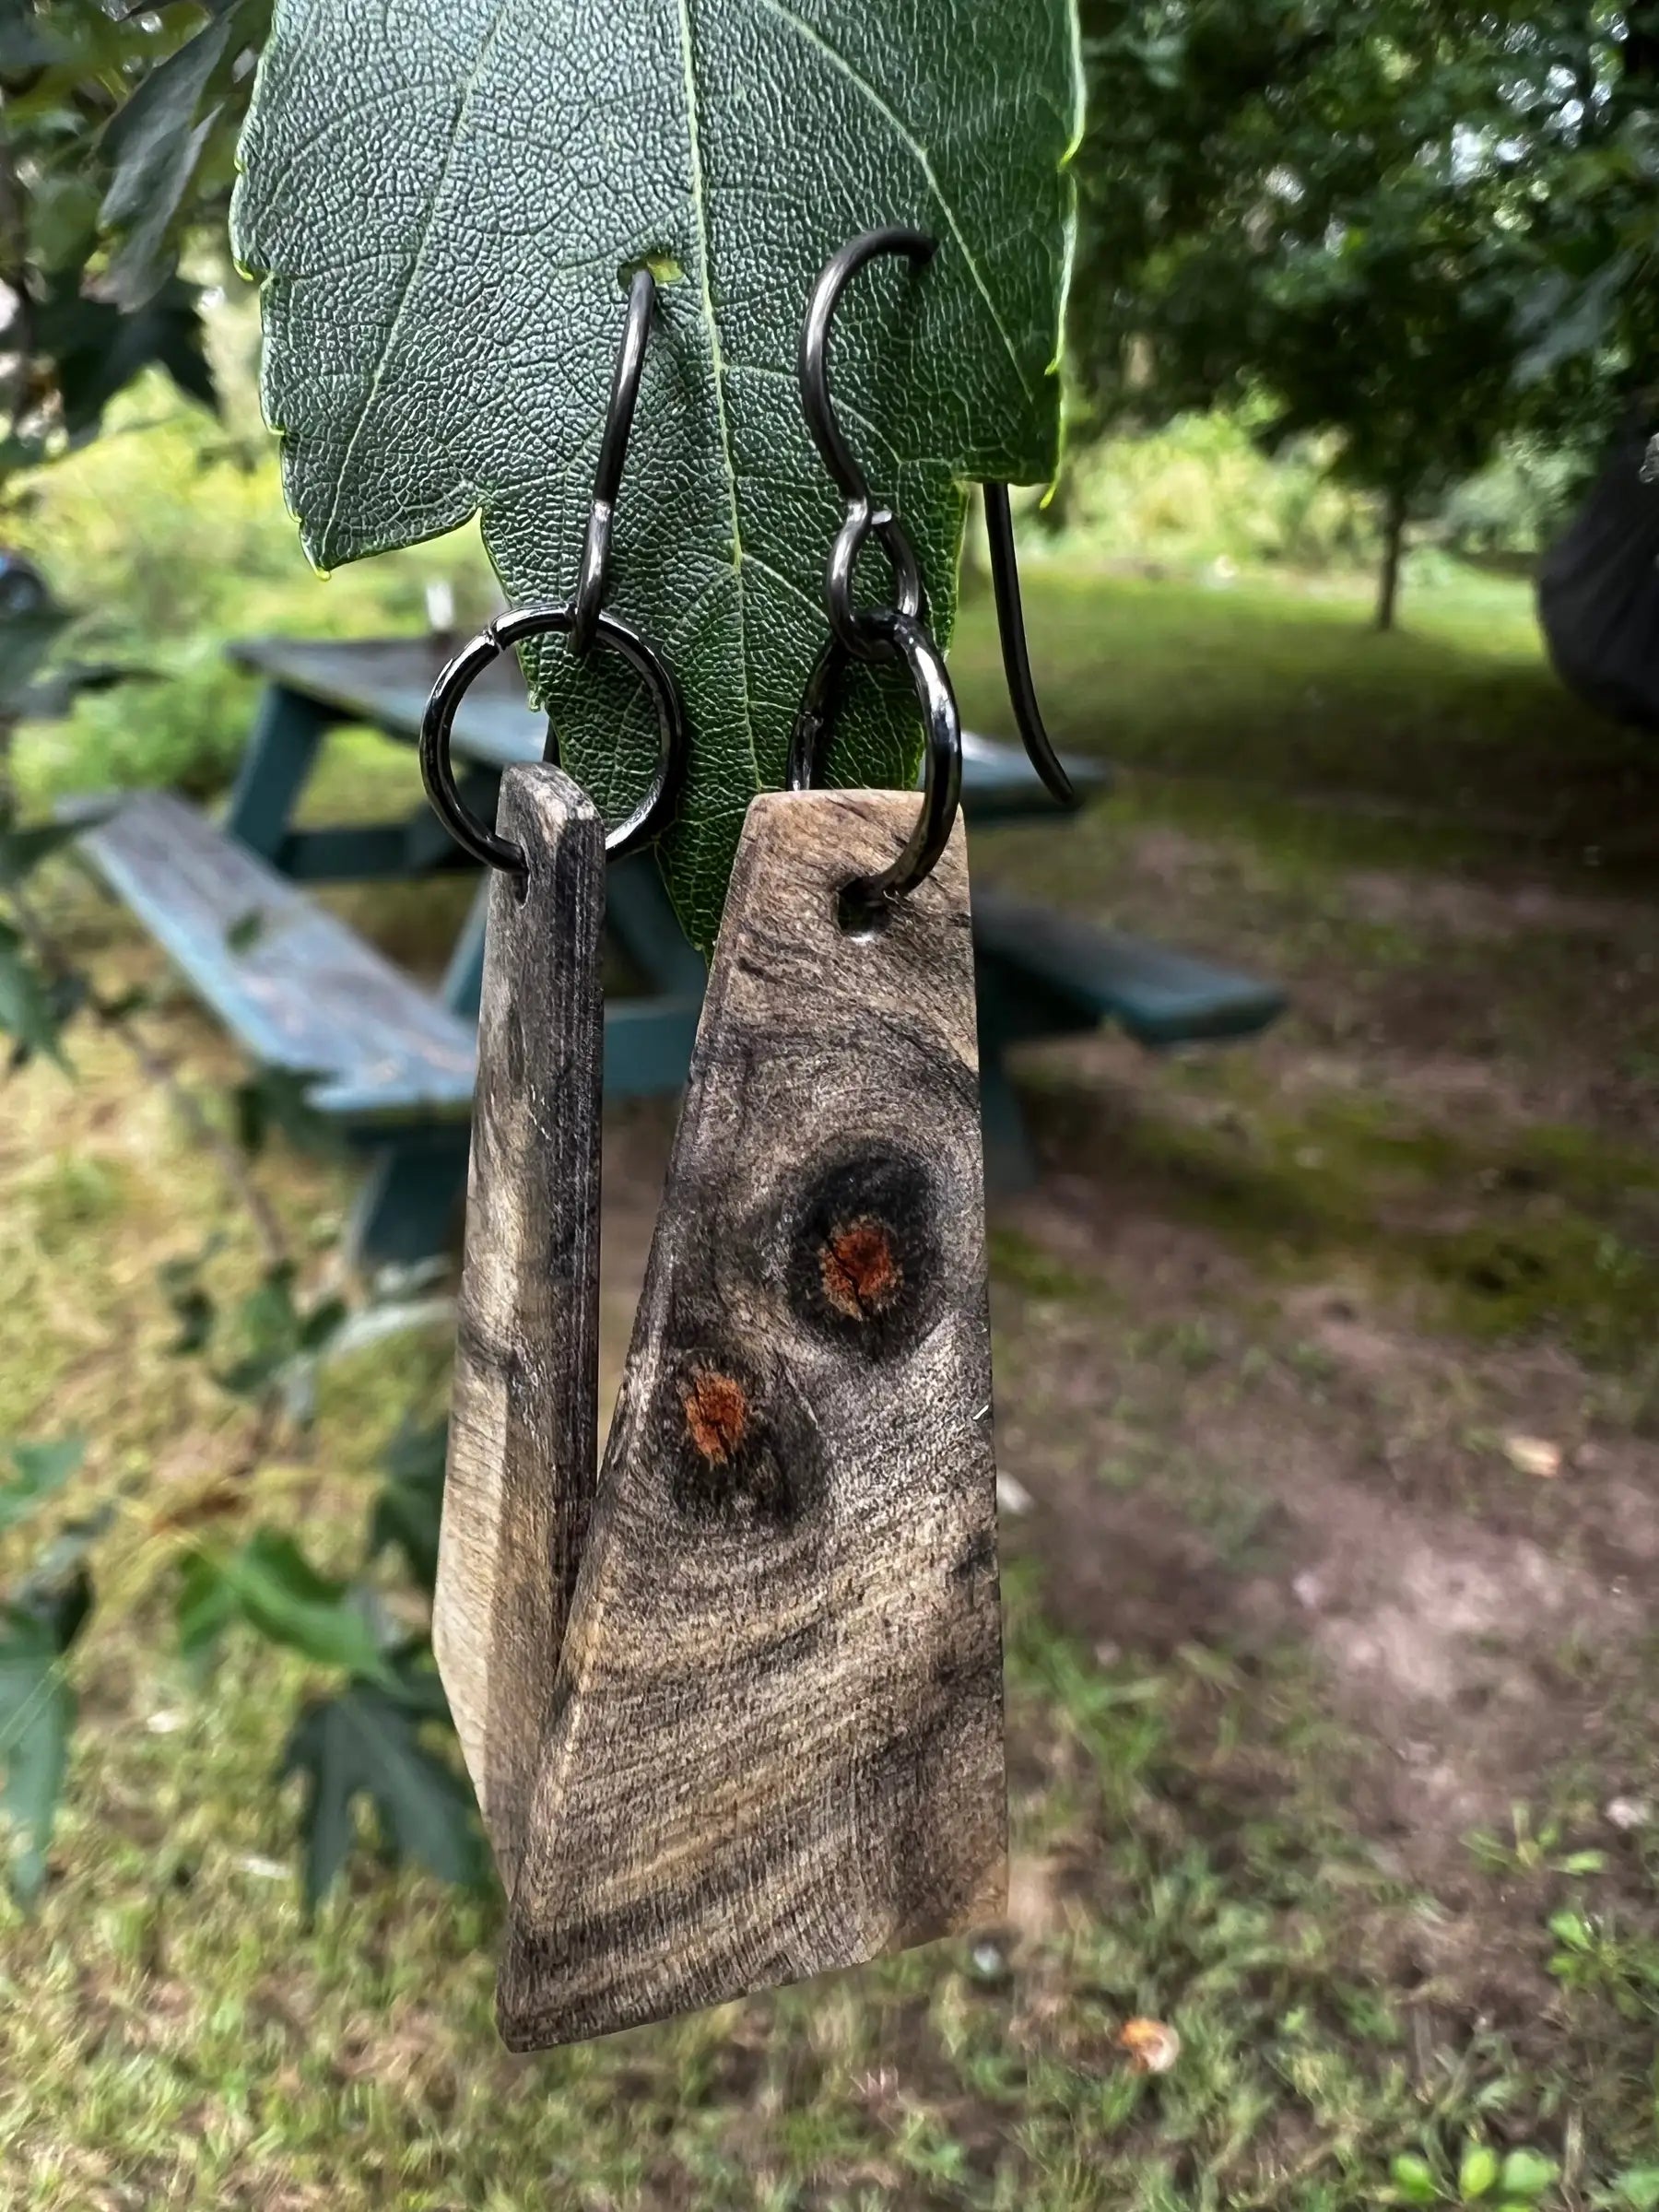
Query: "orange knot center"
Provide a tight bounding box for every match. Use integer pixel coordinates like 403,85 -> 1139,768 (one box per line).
681,1368 -> 751,1464
818,1218 -> 901,1321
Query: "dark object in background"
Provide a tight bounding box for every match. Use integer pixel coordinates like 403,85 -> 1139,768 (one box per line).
0,555 -> 53,623
1538,416 -> 1659,730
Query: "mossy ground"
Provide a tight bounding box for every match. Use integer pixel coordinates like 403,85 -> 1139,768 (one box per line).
4,541 -> 1658,2206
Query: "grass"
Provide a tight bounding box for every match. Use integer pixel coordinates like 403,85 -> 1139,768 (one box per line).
5,390 -> 1659,2206
952,556 -> 1659,875
1023,1064 -> 1659,1371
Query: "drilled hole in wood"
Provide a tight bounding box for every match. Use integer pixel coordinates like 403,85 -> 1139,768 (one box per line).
835,880 -> 891,938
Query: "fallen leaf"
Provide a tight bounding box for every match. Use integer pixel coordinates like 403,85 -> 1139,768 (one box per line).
1118,2018 -> 1181,2074
1502,1434 -> 1561,1480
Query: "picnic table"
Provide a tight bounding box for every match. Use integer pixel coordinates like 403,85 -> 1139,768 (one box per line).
76,633 -> 1285,1266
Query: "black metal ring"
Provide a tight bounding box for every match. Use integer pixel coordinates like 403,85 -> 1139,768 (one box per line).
786,606 -> 962,921
827,500 -> 924,660
571,267 -> 656,659
419,605 -> 686,875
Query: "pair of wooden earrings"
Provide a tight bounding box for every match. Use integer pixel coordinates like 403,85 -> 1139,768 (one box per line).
421,237 -> 1006,2050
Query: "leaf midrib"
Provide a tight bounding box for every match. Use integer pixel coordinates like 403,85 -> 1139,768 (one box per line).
676,0 -> 762,795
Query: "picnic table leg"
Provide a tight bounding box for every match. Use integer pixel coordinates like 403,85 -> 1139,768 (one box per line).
441,877 -> 491,1022
978,1052 -> 1039,1194
224,685 -> 334,864
347,1128 -> 473,1272
343,880 -> 492,1270
975,959 -> 1041,1194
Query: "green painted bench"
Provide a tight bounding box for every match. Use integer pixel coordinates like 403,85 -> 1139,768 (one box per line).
73,634 -> 1285,1264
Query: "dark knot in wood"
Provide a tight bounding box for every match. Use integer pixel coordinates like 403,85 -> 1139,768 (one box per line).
818,1218 -> 902,1321
786,1144 -> 942,1360
680,1367 -> 751,1463
663,1350 -> 824,1531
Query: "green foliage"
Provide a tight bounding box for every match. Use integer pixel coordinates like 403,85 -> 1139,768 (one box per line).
0,916 -> 67,1067
178,1530 -> 395,1685
1042,405 -> 1379,571
0,1436 -> 82,1535
212,1263 -> 347,1404
0,1528 -> 92,1900
1069,1 -> 1656,616
0,1383 -> 477,1909
97,0 -> 271,311
281,1663 -> 486,1912
188,1425 -> 483,1911
1547,1907 -> 1659,2021
8,361 -> 500,808
233,0 -> 1081,947
1389,2139 -> 1559,2206
0,0 -> 262,467
368,1418 -> 446,1594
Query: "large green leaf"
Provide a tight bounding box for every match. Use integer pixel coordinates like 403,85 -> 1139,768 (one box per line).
233,1 -> 1082,945
279,1674 -> 486,1909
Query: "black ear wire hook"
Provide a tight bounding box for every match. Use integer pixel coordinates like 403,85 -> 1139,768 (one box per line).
800,229 -> 931,659
571,265 -> 655,658
420,270 -> 685,875
982,483 -> 1077,809
799,228 -> 1078,808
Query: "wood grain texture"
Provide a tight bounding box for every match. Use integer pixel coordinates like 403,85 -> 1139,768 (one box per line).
433,764 -> 605,1889
499,790 -> 1005,2050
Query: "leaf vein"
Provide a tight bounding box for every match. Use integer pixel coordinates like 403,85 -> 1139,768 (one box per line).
746,0 -> 1037,405
676,0 -> 760,792
315,0 -> 512,561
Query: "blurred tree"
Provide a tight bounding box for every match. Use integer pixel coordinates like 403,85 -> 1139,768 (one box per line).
1071,1 -> 1656,628
0,0 -> 267,474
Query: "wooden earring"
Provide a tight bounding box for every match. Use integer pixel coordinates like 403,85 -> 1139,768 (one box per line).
419,597 -> 685,1890
497,651 -> 1005,2049
433,760 -> 605,1889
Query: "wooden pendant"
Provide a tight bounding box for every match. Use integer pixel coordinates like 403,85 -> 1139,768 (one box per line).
433,763 -> 606,1890
498,791 -> 1006,2051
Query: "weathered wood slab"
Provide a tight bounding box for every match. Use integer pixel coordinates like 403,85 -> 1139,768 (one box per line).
433,765 -> 605,1888
499,791 -> 1005,2050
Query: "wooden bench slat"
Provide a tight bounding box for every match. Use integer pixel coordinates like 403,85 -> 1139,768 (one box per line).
79,792 -> 477,1123
973,888 -> 1287,1050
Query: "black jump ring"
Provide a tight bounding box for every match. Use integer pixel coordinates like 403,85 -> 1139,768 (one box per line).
571,266 -> 656,659
827,500 -> 924,660
786,606 -> 962,921
420,605 -> 686,875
